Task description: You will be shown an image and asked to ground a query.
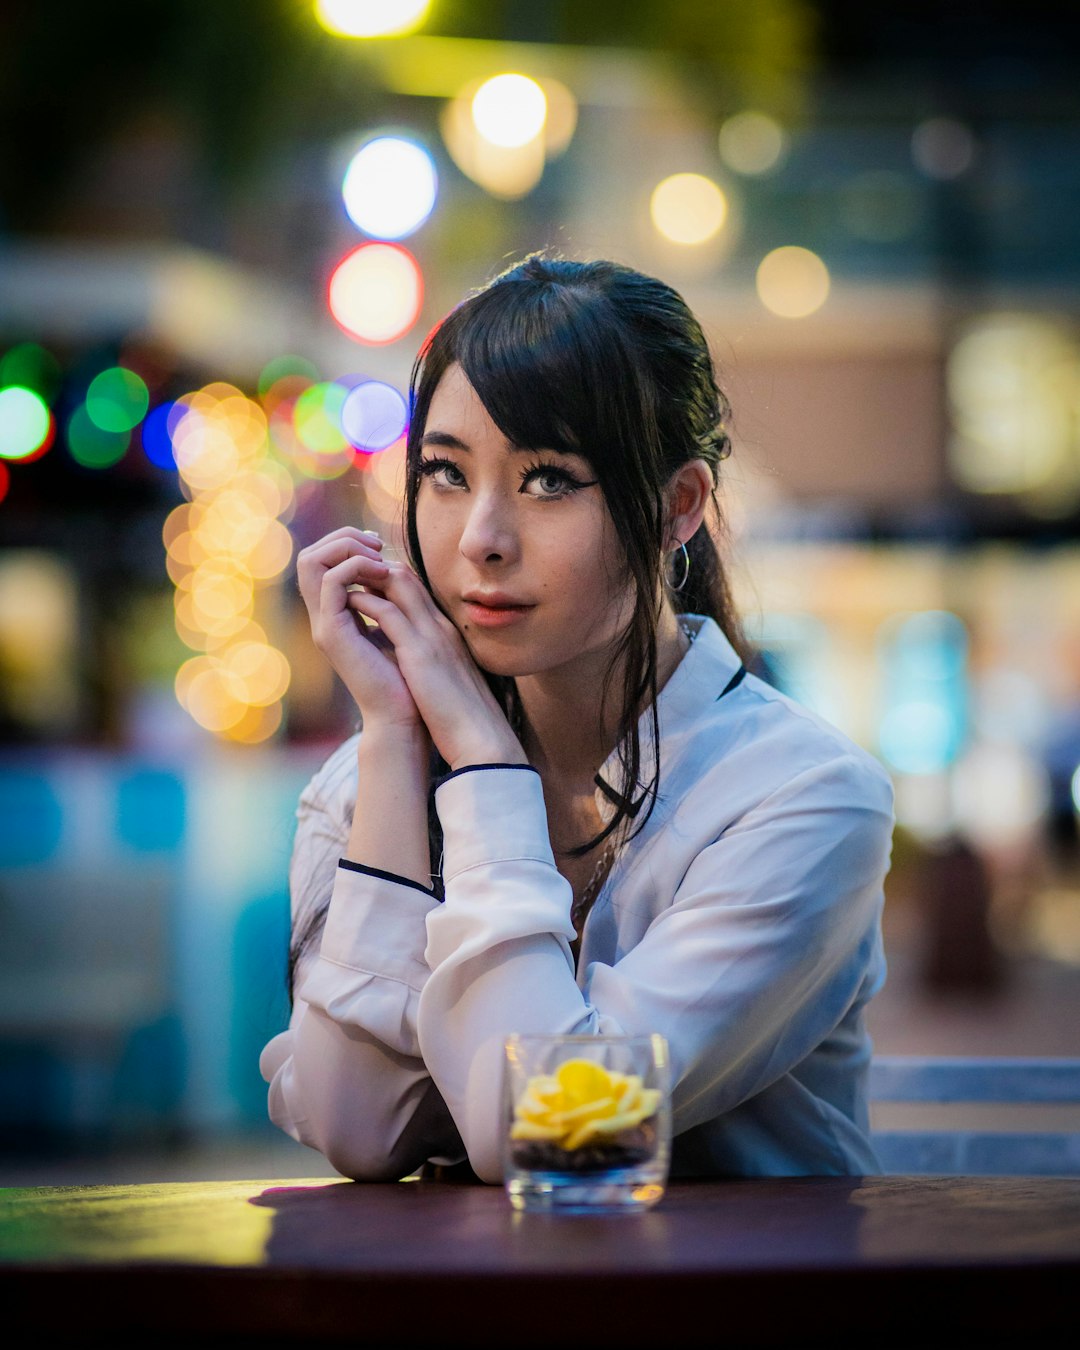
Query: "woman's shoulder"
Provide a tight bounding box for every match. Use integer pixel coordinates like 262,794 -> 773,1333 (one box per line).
669,623 -> 893,821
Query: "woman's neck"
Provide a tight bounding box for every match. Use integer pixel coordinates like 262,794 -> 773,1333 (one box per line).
516,603 -> 690,788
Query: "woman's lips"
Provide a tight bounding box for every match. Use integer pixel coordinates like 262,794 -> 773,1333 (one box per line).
461,600 -> 535,628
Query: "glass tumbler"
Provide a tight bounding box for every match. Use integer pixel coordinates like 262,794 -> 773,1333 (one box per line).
502,1032 -> 672,1215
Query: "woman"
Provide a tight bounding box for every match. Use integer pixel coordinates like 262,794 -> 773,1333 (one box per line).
260,254 -> 894,1182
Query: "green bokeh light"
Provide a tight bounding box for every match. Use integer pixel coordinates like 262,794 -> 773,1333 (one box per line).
258,355 -> 320,401
0,343 -> 62,402
0,386 -> 52,460
294,382 -> 348,453
86,366 -> 149,433
68,404 -> 130,468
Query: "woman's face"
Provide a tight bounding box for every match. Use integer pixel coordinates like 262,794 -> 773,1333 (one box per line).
414,363 -> 636,680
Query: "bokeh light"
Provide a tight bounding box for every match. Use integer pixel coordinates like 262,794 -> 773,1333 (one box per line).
718,111 -> 787,175
258,355 -> 320,402
294,382 -> 349,453
440,75 -> 573,200
876,610 -> 969,775
164,380 -> 294,740
947,313 -> 1080,508
911,116 -> 977,179
471,74 -> 547,148
756,246 -> 830,318
0,343 -> 62,402
314,0 -> 430,39
0,387 -> 54,461
328,242 -> 423,345
141,402 -> 178,470
342,136 -> 437,239
86,366 -> 149,433
0,461 -> 9,504
341,380 -> 408,452
650,173 -> 728,245
67,404 -> 129,468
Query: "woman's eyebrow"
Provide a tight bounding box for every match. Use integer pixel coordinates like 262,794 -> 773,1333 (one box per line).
420,429 -> 580,457
420,430 -> 469,450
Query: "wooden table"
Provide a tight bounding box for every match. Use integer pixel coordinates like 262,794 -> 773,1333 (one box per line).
2,1175 -> 1078,1346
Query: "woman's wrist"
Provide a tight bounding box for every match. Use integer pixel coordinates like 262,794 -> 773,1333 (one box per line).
447,735 -> 529,773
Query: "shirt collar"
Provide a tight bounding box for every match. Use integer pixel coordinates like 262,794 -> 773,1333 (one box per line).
593,615 -> 744,825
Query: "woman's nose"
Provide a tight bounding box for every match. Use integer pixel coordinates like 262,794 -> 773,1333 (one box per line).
458,492 -> 519,565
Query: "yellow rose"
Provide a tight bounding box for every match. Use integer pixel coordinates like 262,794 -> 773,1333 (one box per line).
509,1057 -> 661,1151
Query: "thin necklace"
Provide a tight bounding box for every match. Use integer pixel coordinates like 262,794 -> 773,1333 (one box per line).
571,835 -> 617,930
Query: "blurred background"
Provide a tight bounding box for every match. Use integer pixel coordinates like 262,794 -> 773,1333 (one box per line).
2,0 -> 1079,1184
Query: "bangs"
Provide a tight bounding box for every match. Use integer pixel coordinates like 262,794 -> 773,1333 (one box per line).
430,281 -> 645,468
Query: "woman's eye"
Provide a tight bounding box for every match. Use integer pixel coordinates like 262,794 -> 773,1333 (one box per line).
521,466 -> 579,498
418,458 -> 467,489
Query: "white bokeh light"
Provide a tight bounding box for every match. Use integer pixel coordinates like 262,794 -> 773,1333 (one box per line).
342,137 -> 437,240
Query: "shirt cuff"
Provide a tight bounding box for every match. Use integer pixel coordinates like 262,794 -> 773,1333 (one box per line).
320,861 -> 438,990
434,764 -> 555,881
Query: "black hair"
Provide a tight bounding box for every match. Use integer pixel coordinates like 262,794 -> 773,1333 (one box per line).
288,253 -> 746,999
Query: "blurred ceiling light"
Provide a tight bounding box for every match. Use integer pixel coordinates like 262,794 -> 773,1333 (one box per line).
342,136 -> 437,239
755,246 -> 830,318
0,386 -> 54,462
314,0 -> 431,39
328,242 -> 423,344
650,173 -> 728,245
718,111 -> 787,175
341,380 -> 408,452
947,313 -> 1080,507
911,116 -> 977,180
471,73 -> 547,148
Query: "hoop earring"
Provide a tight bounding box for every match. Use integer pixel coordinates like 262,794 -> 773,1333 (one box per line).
668,541 -> 690,593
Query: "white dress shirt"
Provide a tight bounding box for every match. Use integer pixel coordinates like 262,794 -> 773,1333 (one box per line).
261,615 -> 894,1182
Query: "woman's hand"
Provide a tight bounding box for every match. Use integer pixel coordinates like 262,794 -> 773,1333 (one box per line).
343,557 -> 527,771
295,527 -> 421,733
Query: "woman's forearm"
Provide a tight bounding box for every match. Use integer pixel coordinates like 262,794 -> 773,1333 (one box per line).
344,722 -> 433,889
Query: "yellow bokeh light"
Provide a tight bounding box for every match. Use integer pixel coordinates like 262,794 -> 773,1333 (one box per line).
371,439 -> 407,496
244,519 -> 295,580
220,640 -> 291,706
718,111 -> 787,175
314,0 -> 430,39
440,89 -> 545,198
195,489 -> 274,557
182,666 -> 249,733
650,173 -> 728,246
471,73 -> 547,149
947,314 -> 1080,499
755,246 -> 830,318
173,414 -> 242,493
221,699 -> 284,744
328,243 -> 423,345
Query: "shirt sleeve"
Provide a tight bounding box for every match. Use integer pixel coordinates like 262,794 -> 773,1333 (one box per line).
259,746 -> 464,1180
416,756 -> 894,1183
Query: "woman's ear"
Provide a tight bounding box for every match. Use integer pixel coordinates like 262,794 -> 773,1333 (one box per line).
664,459 -> 714,551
